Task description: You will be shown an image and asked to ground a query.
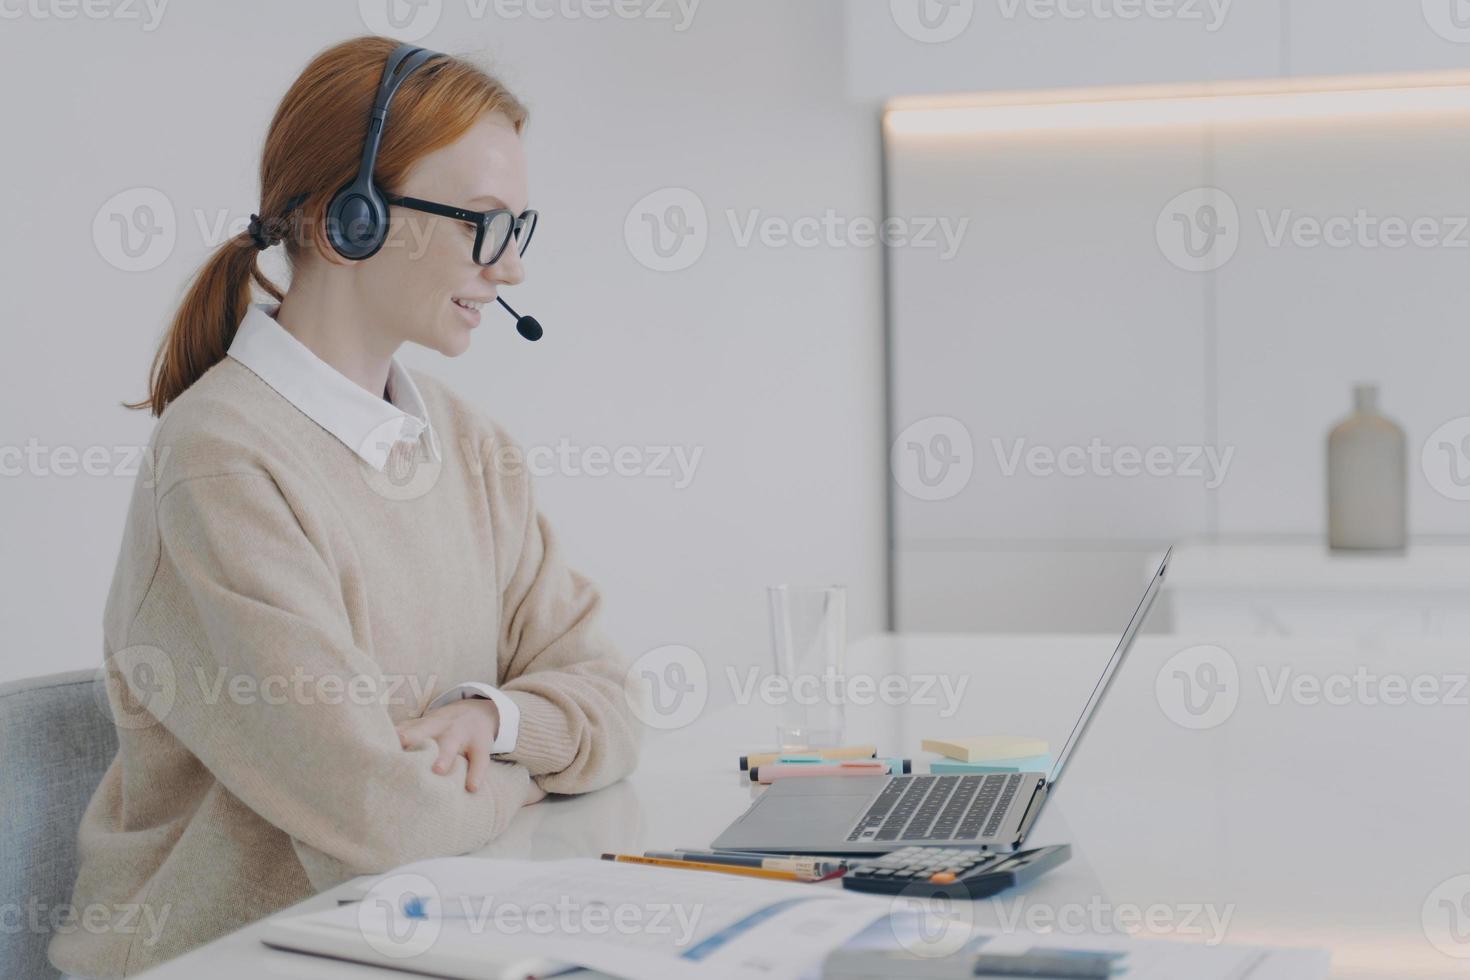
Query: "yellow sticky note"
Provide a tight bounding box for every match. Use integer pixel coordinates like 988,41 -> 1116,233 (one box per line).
921,735 -> 1049,764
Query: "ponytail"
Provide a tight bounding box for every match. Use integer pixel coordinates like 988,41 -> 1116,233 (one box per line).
124,226 -> 288,416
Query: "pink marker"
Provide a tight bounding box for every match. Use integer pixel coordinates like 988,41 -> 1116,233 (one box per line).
751,759 -> 910,784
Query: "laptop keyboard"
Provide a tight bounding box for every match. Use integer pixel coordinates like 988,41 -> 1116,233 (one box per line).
845,773 -> 1024,843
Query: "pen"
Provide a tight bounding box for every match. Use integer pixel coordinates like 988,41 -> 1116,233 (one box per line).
600,853 -> 804,882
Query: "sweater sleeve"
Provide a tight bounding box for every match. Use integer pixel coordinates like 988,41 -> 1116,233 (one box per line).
143,469 -> 535,888
490,455 -> 642,793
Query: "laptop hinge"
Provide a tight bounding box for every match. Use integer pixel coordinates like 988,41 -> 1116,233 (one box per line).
1015,779 -> 1049,840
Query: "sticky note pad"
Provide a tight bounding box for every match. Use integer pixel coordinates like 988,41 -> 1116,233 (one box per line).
930,755 -> 1052,774
921,736 -> 1049,764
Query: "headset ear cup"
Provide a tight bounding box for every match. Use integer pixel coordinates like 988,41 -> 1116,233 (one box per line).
326,183 -> 390,260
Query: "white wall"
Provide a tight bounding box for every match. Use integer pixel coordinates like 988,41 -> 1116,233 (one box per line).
847,0 -> 1470,100
887,90 -> 1470,633
0,1 -> 888,686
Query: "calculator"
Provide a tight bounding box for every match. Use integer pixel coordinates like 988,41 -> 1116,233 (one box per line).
839,844 -> 1071,899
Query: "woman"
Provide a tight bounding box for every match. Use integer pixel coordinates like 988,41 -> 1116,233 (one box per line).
49,36 -> 640,979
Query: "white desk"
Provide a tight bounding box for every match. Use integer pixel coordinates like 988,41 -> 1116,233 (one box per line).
134,634 -> 1467,980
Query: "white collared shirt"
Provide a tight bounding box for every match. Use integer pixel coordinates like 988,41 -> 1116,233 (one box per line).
226,302 -> 519,754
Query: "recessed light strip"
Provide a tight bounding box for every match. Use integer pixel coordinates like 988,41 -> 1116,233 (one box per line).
885,73 -> 1470,135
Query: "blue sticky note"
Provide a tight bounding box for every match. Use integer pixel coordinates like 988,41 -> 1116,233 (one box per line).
929,754 -> 1052,774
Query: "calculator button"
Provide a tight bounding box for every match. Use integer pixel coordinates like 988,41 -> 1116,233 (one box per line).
929,872 -> 957,884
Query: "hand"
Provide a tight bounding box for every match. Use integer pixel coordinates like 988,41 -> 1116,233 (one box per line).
396,698 -> 501,793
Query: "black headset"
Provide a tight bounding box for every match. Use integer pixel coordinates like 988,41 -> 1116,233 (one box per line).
324,42 -> 543,341
325,43 -> 445,261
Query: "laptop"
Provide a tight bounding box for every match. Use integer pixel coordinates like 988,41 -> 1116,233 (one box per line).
711,548 -> 1171,855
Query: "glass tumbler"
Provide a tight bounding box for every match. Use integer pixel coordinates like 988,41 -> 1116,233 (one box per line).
767,584 -> 847,750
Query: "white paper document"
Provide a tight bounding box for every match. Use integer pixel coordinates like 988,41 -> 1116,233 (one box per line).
261,856 -> 891,980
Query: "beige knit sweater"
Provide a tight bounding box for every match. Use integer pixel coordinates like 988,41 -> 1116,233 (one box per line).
48,356 -> 641,978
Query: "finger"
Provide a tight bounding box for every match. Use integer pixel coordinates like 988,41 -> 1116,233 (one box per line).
432,731 -> 467,775
398,716 -> 447,748
466,743 -> 489,793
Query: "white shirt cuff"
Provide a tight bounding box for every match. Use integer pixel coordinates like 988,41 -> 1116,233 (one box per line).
427,682 -> 520,754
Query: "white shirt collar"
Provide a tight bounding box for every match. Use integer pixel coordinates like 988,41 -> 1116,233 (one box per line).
227,303 -> 442,472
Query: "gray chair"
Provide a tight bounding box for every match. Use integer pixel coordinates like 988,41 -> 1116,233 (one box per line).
1,670 -> 118,980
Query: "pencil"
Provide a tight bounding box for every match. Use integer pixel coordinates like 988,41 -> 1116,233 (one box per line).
600,853 -> 804,882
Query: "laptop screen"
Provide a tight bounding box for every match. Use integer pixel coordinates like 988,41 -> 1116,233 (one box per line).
1046,547 -> 1172,787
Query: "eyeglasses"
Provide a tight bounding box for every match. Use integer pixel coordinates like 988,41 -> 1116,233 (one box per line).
385,194 -> 538,267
